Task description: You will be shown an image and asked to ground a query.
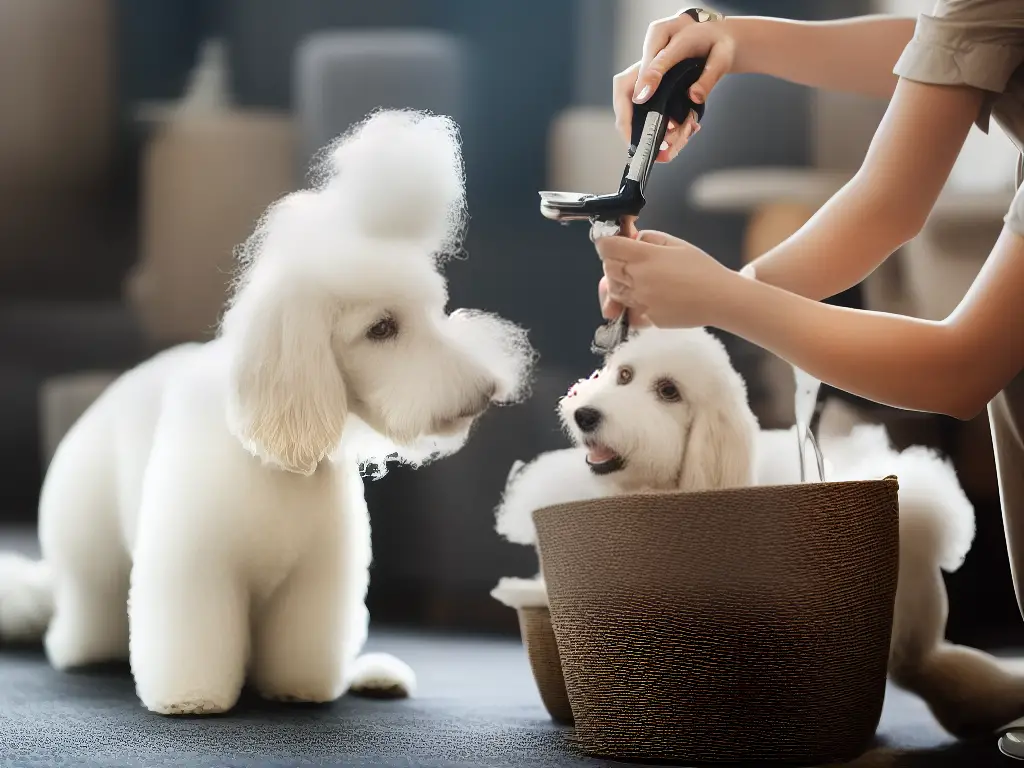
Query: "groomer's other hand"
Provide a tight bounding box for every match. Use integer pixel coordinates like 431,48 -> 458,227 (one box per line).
613,11 -> 735,161
595,229 -> 732,329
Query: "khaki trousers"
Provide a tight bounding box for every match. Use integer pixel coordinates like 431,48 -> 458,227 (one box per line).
991,382 -> 1024,619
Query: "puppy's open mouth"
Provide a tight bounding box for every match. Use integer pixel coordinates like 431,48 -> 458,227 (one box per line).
584,442 -> 625,475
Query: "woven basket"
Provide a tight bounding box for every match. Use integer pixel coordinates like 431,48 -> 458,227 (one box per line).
533,478 -> 900,765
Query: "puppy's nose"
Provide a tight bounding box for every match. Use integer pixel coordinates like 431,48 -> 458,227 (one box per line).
574,406 -> 602,433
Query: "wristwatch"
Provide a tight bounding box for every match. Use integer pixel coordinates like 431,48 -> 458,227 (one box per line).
680,7 -> 725,23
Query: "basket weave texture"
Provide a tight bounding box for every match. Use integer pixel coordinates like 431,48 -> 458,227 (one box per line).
517,607 -> 574,724
533,478 -> 900,764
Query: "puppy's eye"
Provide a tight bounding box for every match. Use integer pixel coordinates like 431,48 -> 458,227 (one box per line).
655,378 -> 682,403
366,315 -> 399,341
617,366 -> 633,386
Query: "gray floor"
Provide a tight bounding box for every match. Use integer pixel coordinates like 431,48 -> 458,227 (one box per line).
0,529 -> 1010,768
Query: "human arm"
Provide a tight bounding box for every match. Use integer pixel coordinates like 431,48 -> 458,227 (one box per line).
726,15 -> 916,98
616,13 -> 917,158
596,227 -> 1024,421
602,76 -> 985,319
743,78 -> 985,301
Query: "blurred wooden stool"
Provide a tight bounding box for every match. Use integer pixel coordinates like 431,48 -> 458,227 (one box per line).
127,111 -> 296,345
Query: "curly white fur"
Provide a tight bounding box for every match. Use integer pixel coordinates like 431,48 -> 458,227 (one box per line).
0,109 -> 534,715
495,328 -> 759,548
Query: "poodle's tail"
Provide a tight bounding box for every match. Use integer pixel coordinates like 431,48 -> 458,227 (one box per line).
325,109 -> 466,255
0,553 -> 53,643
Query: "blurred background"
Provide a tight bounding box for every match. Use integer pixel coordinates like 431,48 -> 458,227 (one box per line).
0,0 -> 1020,647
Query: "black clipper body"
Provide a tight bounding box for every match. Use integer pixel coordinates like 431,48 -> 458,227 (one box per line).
539,57 -> 707,227
538,57 -> 708,356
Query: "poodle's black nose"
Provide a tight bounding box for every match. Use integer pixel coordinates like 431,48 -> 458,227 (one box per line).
574,406 -> 602,433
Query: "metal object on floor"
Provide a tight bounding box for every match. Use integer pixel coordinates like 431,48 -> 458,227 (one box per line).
1000,729 -> 1024,759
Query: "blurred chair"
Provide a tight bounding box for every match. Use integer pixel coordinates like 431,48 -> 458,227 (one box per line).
294,30 -> 468,172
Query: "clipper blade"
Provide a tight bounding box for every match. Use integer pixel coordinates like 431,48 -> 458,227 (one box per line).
538,188 -> 644,224
539,191 -> 597,222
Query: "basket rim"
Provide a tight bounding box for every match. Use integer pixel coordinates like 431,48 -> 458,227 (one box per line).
532,475 -> 899,521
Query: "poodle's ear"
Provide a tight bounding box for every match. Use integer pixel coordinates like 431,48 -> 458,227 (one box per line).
679,401 -> 757,492
224,289 -> 347,475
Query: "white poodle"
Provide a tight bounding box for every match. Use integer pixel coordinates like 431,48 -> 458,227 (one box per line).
494,329 -> 1024,738
0,109 -> 534,716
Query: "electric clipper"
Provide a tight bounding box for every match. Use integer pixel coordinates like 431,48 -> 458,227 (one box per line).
539,57 -> 708,355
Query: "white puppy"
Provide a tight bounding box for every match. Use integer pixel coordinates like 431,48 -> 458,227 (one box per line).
0,109 -> 534,715
494,326 -> 758,563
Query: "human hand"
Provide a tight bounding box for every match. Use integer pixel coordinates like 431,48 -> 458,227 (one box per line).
613,11 -> 735,162
594,229 -> 733,329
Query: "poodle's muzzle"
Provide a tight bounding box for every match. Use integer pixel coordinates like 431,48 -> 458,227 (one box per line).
430,383 -> 498,436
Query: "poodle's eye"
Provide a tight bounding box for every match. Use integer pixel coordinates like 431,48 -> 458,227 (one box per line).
655,378 -> 682,403
616,366 -> 633,386
366,315 -> 399,341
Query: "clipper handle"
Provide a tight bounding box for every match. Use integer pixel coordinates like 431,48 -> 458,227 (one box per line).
623,57 -> 707,196
630,57 -> 707,148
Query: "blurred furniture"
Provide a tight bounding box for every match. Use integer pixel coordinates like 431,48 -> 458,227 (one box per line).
127,110 -> 296,344
294,30 -> 467,171
0,0 -> 115,296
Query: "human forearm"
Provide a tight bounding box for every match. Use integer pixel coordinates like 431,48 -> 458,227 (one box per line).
707,228 -> 1024,418
745,175 -> 915,301
710,273 -> 977,418
745,79 -> 984,300
729,15 -> 917,99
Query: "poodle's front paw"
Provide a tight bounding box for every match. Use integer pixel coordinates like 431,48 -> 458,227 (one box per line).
255,678 -> 342,705
143,691 -> 236,716
347,652 -> 416,699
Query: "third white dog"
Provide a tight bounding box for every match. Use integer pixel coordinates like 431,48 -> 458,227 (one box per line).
0,109 -> 535,715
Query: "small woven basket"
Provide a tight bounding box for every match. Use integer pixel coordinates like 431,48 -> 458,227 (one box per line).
516,606 -> 574,724
533,478 -> 900,765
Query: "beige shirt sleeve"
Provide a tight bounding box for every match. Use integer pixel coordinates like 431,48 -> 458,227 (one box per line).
893,0 -> 1024,235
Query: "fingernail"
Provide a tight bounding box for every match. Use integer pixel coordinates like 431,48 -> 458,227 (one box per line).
634,84 -> 651,103
694,123 -> 701,133
660,140 -> 669,151
690,87 -> 704,104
